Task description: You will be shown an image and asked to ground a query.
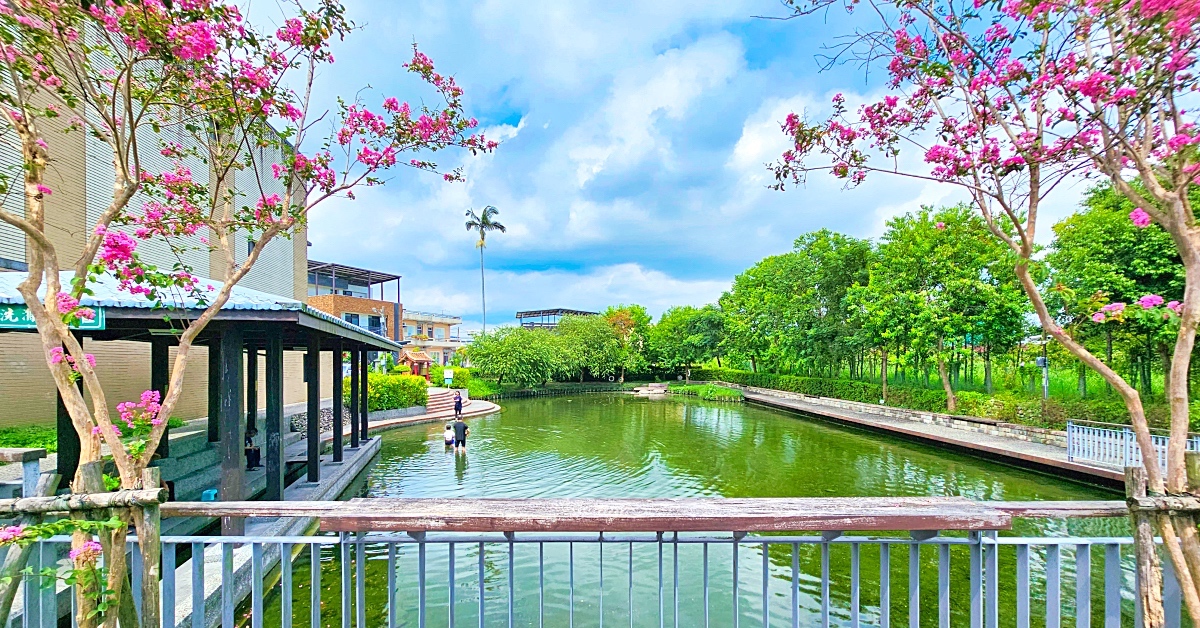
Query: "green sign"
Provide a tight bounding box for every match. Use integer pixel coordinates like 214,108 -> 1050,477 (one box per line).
0,303 -> 105,330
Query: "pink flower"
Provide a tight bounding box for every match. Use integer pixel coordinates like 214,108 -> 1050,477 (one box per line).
1102,302 -> 1126,313
35,184 -> 51,196
56,292 -> 79,314
0,525 -> 25,543
69,540 -> 103,563
935,222 -> 946,230
1091,312 -> 1106,323
1130,207 -> 1152,228
49,347 -> 64,365
1169,300 -> 1183,314
1138,294 -> 1164,309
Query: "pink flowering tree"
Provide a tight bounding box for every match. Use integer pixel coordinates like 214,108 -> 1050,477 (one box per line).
0,1 -> 493,625
772,0 -> 1200,621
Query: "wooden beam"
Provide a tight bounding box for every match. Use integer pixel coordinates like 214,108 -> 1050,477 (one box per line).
995,501 -> 1127,519
331,338 -> 343,462
0,449 -> 45,463
151,337 -> 170,458
264,328 -> 285,501
349,347 -> 360,448
207,336 -> 220,443
160,497 -> 1012,532
359,347 -> 369,441
217,328 -> 245,535
306,333 -> 321,483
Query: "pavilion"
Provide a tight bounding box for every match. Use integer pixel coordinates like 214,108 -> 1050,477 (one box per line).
0,272 -> 403,533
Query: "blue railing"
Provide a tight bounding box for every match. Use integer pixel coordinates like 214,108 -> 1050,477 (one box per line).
1066,420 -> 1200,473
4,499 -> 1163,628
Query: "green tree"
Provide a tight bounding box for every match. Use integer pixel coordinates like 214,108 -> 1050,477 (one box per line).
649,305 -> 725,372
464,327 -> 560,388
603,304 -> 651,382
465,205 -> 507,333
556,314 -> 621,381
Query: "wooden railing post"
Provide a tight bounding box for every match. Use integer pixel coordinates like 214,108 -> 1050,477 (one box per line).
138,468 -> 162,628
1127,466 -> 1166,628
0,472 -> 59,626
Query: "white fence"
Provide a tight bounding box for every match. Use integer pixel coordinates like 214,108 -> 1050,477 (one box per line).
1066,421 -> 1200,472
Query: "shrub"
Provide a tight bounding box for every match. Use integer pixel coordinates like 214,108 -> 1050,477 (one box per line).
667,383 -> 743,401
430,364 -> 472,389
689,367 -> 1191,430
355,373 -> 429,411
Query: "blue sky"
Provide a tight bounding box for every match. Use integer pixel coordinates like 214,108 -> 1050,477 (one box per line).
292,0 -> 1085,330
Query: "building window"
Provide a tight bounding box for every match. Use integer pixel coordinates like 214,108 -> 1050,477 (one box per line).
404,324 -> 415,338
246,238 -> 255,257
434,327 -> 446,339
343,313 -> 360,326
368,316 -> 383,334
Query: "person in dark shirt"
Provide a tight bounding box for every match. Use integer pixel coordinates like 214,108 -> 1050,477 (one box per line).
453,392 -> 463,419
452,418 -> 469,452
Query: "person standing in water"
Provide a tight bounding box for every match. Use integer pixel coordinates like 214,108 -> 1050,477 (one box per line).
453,392 -> 463,419
452,417 -> 469,453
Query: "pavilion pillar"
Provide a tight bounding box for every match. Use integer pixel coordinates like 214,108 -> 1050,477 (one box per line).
349,347 -> 360,448
217,327 -> 245,535
246,345 -> 258,438
305,334 -> 321,483
150,337 -> 170,459
207,337 -> 220,443
331,338 -> 344,463
55,334 -> 83,487
359,347 -> 369,441
264,328 -> 285,501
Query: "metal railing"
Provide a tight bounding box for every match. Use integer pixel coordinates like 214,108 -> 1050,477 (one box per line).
3,498 -> 1164,628
12,529 -> 1170,628
1066,420 -> 1200,472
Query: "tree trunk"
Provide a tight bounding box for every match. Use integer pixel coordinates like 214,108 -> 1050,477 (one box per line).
751,357 -> 757,373
984,348 -> 993,394
480,246 -> 487,334
937,353 -> 957,412
1107,328 -> 1114,394
1078,362 -> 1088,399
881,348 -> 889,404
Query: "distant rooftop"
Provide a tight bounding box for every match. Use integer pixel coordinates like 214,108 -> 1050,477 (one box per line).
308,260 -> 401,285
515,308 -> 598,319
404,310 -> 462,324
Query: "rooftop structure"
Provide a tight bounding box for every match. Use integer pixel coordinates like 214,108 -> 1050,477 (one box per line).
307,260 -> 403,344
402,310 -> 464,366
516,308 -> 599,329
308,260 -> 401,299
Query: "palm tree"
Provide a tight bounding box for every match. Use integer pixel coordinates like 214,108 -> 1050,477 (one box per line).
465,206 -> 506,333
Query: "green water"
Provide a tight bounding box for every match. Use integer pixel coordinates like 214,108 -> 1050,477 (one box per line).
261,394 -> 1133,627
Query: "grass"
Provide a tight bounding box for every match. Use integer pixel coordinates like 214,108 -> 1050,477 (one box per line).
667,383 -> 744,402
0,417 -> 186,455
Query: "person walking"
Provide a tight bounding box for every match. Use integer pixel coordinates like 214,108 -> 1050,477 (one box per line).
453,392 -> 463,419
453,417 -> 469,453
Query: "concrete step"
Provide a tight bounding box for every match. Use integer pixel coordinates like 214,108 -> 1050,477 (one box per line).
158,447 -> 220,483
164,428 -> 211,458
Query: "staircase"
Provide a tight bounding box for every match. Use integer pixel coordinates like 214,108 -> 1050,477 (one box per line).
425,389 -> 458,415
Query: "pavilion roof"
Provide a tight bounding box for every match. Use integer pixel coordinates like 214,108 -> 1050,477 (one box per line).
0,271 -> 403,350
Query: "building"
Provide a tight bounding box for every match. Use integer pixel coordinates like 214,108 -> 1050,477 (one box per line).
0,120 -> 325,426
402,310 -> 465,366
306,261 -> 403,344
305,261 -> 466,366
516,308 -> 599,329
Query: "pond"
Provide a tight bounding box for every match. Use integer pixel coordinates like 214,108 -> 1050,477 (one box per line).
262,393 -> 1132,627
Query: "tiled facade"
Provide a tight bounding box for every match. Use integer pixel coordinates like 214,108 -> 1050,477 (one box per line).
307,294 -> 403,344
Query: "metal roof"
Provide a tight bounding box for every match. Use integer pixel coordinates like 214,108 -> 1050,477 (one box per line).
515,308 -> 599,318
403,310 -> 462,324
0,271 -> 403,350
308,260 -> 401,285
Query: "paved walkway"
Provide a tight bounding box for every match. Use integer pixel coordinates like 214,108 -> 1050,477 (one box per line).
743,391 -> 1125,487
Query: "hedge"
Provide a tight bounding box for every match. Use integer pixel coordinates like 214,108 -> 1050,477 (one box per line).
690,367 -> 1191,430
353,373 -> 429,411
